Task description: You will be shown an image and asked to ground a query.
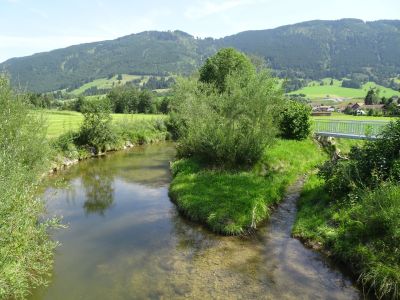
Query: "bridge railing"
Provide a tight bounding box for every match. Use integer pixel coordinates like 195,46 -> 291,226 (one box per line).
313,119 -> 390,139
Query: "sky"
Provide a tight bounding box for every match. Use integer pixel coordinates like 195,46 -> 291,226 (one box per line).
1,0 -> 399,63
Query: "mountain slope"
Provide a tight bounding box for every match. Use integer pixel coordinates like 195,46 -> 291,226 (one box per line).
1,19 -> 400,92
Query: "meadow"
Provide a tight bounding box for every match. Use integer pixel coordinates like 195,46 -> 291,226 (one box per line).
291,78 -> 400,100
35,110 -> 166,138
69,74 -> 149,95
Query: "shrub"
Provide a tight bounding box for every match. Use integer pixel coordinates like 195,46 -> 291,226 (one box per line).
279,100 -> 311,140
0,76 -> 57,298
319,119 -> 400,197
172,71 -> 283,167
77,97 -> 118,153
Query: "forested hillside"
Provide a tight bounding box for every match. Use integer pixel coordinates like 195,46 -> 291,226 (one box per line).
1,19 -> 399,92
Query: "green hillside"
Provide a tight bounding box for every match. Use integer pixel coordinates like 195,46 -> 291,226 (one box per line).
1,19 -> 400,92
291,79 -> 400,100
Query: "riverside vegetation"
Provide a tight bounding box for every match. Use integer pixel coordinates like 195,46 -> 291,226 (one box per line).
169,48 -> 324,234
293,120 -> 400,299
0,76 -> 169,298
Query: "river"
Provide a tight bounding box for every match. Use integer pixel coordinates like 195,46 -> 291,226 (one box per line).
31,143 -> 361,299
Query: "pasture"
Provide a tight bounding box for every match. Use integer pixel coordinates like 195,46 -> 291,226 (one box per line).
291,78 -> 400,100
35,110 -> 166,138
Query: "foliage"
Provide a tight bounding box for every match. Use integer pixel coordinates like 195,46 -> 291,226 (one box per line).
365,88 -> 380,105
170,139 -> 327,235
341,78 -> 361,89
106,85 -> 159,114
319,119 -> 400,197
293,175 -> 400,300
199,48 -> 255,92
279,100 -> 311,140
115,118 -> 169,145
77,98 -> 118,153
172,70 -> 283,166
0,76 -> 57,298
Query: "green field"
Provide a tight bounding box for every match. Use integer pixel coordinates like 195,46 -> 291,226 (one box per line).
70,74 -> 150,95
35,110 -> 166,138
291,78 -> 400,100
69,74 -> 174,95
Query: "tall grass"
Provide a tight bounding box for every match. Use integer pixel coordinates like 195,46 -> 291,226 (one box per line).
0,77 -> 57,298
294,177 -> 400,299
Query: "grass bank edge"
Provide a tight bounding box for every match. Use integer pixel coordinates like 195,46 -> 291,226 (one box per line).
293,175 -> 400,299
169,138 -> 327,235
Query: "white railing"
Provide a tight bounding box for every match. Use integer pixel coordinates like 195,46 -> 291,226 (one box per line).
313,119 -> 389,140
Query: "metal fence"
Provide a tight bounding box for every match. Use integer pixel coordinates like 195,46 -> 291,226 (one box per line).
313,119 -> 390,140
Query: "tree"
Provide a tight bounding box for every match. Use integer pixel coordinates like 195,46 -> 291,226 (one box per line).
137,90 -> 153,113
78,98 -> 116,153
199,48 -> 255,93
172,51 -> 284,166
74,95 -> 85,112
160,96 -> 170,114
365,88 -> 380,105
330,79 -> 334,85
117,74 -> 123,80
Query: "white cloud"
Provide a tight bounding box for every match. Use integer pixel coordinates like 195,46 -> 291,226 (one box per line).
184,0 -> 265,20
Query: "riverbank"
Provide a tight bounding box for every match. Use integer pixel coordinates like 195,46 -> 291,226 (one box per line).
49,116 -> 170,173
169,138 -> 327,235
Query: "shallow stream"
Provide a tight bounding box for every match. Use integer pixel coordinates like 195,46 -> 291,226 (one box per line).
31,143 -> 361,299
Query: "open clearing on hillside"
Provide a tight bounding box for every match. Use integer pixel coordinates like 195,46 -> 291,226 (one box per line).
291,78 -> 400,100
70,74 -> 172,95
34,110 -> 166,138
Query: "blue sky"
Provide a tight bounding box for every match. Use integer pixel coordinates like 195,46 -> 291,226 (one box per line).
1,0 -> 399,62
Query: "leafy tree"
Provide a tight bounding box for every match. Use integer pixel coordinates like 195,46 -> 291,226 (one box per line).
342,79 -> 361,89
117,74 -> 123,80
74,95 -> 85,112
78,98 -> 117,153
172,59 -> 283,166
199,48 -> 255,93
137,90 -> 153,113
160,96 -> 170,114
365,88 -> 380,105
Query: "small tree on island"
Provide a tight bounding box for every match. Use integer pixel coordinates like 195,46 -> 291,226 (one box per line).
171,48 -> 284,167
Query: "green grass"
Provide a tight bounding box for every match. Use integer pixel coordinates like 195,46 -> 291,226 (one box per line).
293,176 -> 400,299
70,74 -> 149,95
36,110 -> 166,138
69,74 -> 173,95
169,139 -> 327,235
334,138 -> 364,155
291,78 -> 400,100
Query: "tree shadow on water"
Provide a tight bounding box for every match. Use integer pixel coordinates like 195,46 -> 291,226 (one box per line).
81,165 -> 115,216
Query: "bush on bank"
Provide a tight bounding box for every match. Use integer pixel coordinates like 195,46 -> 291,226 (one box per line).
294,120 -> 400,299
170,139 -> 326,235
0,76 -> 58,298
171,49 -> 284,167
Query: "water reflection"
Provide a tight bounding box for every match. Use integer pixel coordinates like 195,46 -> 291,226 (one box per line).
31,143 -> 361,300
82,166 -> 114,215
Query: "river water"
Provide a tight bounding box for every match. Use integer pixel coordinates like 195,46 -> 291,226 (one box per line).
31,143 -> 361,299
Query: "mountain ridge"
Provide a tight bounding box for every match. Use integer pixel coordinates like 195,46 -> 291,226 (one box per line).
1,18 -> 400,92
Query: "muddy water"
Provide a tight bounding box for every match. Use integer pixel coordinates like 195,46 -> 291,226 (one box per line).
31,143 -> 361,299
